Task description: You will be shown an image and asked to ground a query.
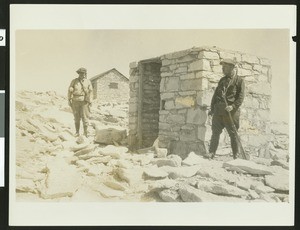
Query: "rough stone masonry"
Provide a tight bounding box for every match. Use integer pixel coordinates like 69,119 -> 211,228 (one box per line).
128,46 -> 272,159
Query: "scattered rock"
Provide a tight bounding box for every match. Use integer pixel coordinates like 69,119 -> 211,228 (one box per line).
16,179 -> 37,193
265,174 -> 289,192
116,167 -> 144,185
98,145 -> 128,159
223,159 -> 273,175
38,157 -> 82,199
255,185 -> 275,194
196,180 -> 248,197
148,178 -> 179,191
104,181 -> 127,191
151,155 -> 182,167
143,166 -> 169,179
94,126 -> 127,145
159,189 -> 181,202
271,160 -> 289,170
116,159 -> 134,169
74,144 -> 96,156
156,148 -> 168,158
93,184 -> 125,198
182,151 -> 207,166
160,165 -> 200,179
248,189 -> 260,199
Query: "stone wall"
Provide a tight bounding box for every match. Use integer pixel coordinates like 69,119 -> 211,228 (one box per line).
91,71 -> 129,104
129,46 -> 272,159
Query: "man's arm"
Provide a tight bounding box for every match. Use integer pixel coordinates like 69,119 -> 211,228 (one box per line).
68,79 -> 75,106
232,77 -> 245,110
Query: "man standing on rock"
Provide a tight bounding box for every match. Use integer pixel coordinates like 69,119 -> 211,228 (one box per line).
68,67 -> 93,137
205,58 -> 245,159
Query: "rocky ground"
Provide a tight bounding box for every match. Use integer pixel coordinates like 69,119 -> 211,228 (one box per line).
15,91 -> 290,203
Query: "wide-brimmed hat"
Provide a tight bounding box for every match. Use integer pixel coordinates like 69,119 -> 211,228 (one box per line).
220,58 -> 237,66
76,67 -> 87,74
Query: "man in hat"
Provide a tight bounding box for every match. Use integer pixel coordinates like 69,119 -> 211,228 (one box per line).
204,58 -> 245,159
68,67 -> 93,137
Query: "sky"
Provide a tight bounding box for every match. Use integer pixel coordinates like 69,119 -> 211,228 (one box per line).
15,29 -> 290,122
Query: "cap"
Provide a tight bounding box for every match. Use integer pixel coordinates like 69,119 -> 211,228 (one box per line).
76,67 -> 87,74
220,58 -> 237,66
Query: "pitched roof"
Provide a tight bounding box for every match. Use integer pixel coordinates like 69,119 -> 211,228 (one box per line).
90,68 -> 129,82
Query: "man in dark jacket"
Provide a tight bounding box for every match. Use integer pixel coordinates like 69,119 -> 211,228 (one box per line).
204,58 -> 245,159
68,67 -> 93,137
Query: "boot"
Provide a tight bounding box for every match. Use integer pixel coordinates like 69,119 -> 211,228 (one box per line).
75,122 -> 80,137
203,152 -> 215,159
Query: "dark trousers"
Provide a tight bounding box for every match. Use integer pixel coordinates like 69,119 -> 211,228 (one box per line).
209,109 -> 240,157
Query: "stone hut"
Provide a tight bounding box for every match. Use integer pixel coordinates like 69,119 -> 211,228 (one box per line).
128,46 -> 272,159
90,68 -> 129,103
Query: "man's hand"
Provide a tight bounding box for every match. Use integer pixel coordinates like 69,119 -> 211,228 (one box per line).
225,105 -> 233,112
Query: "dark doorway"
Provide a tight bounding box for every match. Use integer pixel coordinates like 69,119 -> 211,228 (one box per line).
137,58 -> 162,148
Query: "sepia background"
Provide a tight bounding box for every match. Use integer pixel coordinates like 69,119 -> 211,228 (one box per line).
16,29 -> 289,122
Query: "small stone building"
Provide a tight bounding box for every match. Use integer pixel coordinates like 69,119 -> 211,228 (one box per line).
128,46 -> 272,159
90,68 -> 129,103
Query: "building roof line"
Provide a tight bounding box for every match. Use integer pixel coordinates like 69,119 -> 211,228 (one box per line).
90,68 -> 129,82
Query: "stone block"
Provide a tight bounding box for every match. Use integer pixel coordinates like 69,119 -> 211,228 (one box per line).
178,91 -> 196,96
197,125 -> 211,142
161,66 -> 170,72
129,74 -> 139,83
258,74 -> 268,82
260,58 -> 271,66
177,54 -> 197,63
175,66 -> 188,74
169,140 -> 206,159
161,92 -> 175,100
175,96 -> 195,108
159,122 -> 171,131
198,51 -> 219,59
163,77 -> 180,92
212,65 -> 223,73
180,73 -> 195,80
161,72 -> 173,77
219,51 -> 235,60
238,68 -> 253,76
162,59 -> 173,66
180,129 -> 196,141
253,64 -> 262,72
187,108 -> 207,125
164,100 -> 175,110
165,49 -> 191,60
188,59 -> 211,72
257,109 -> 270,121
94,126 -> 127,145
242,54 -> 259,64
248,82 -> 271,96
242,63 -> 253,70
167,114 -> 185,124
129,62 -> 138,68
181,79 -> 202,91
